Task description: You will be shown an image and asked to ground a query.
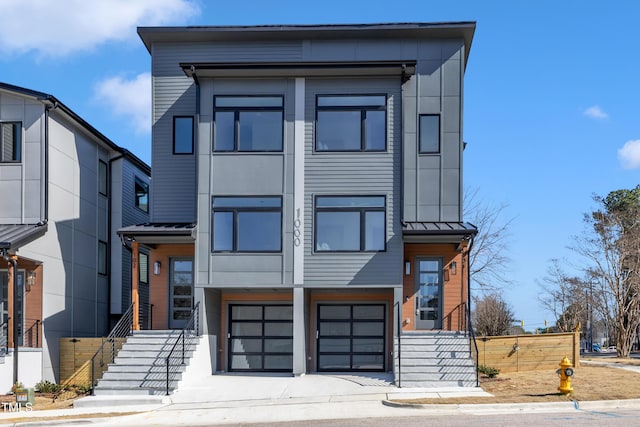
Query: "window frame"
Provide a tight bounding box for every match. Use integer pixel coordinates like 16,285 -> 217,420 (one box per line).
314,195 -> 387,253
98,160 -> 108,197
173,116 -> 194,155
418,114 -> 441,154
314,94 -> 387,153
98,240 -> 108,276
139,251 -> 149,285
0,121 -> 22,163
213,95 -> 284,153
134,177 -> 149,213
211,196 -> 283,253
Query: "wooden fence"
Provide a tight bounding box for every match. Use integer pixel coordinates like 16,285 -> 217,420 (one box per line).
59,337 -> 128,387
475,332 -> 580,373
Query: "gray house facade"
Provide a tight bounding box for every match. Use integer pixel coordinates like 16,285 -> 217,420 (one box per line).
123,23 -> 476,380
0,82 -> 150,385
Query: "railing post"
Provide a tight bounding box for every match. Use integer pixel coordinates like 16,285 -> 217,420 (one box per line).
181,333 -> 185,364
166,356 -> 170,396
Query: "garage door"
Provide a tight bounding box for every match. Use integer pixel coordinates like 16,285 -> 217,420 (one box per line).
228,304 -> 293,372
316,304 -> 386,372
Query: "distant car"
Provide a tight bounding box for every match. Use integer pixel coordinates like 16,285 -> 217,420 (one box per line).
607,346 -> 617,353
592,343 -> 602,352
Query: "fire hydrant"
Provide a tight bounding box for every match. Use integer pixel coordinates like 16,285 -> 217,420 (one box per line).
556,356 -> 574,394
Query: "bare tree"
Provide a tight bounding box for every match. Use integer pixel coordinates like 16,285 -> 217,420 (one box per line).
572,187 -> 640,357
464,187 -> 515,291
472,292 -> 515,336
538,259 -> 588,332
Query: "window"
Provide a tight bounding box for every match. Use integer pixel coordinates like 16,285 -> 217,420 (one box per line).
0,122 -> 21,162
98,240 -> 108,275
212,197 -> 282,252
139,252 -> 149,284
134,178 -> 149,213
98,160 -> 108,196
315,196 -> 385,252
174,116 -> 194,154
214,96 -> 283,152
316,95 -> 386,152
419,114 -> 440,154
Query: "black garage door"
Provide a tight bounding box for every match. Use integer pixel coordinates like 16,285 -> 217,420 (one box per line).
316,304 -> 386,372
228,304 -> 293,372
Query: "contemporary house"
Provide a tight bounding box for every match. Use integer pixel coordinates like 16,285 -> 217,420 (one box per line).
115,22 -> 477,390
0,82 -> 150,387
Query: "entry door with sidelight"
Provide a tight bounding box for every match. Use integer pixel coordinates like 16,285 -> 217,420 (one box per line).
414,259 -> 443,329
169,258 -> 194,329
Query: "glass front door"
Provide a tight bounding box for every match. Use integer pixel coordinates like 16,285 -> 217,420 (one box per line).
0,271 -> 24,345
414,259 -> 442,329
169,258 -> 193,329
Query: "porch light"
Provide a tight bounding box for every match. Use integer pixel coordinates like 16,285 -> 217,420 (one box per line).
405,260 -> 411,276
27,271 -> 36,287
153,261 -> 161,275
451,261 -> 457,275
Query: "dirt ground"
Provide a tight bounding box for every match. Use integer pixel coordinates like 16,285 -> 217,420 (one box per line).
395,360 -> 640,404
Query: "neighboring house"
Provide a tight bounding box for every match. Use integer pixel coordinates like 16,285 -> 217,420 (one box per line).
120,22 -> 477,381
0,82 -> 150,386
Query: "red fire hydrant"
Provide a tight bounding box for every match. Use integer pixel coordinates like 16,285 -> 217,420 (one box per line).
556,356 -> 574,394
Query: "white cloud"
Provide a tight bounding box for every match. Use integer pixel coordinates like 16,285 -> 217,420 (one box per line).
583,105 -> 609,120
0,0 -> 199,56
94,73 -> 151,134
618,140 -> 640,169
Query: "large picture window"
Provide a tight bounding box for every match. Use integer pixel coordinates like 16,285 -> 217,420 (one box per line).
214,96 -> 283,152
315,95 -> 386,152
0,122 -> 21,162
212,197 -> 282,252
315,196 -> 385,252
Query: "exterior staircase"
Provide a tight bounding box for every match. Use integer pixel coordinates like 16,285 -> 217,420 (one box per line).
395,331 -> 477,387
93,330 -> 198,396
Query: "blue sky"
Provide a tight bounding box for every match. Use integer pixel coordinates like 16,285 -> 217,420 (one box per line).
1,0 -> 638,329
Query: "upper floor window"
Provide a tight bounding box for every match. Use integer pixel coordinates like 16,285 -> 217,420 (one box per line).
212,196 -> 282,252
214,96 -> 283,152
316,95 -> 386,152
419,114 -> 440,154
134,177 -> 149,213
174,116 -> 194,154
98,160 -> 108,197
98,240 -> 108,275
0,122 -> 21,162
315,196 -> 386,252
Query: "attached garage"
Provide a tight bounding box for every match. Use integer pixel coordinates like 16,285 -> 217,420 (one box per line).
316,304 -> 386,372
228,304 -> 293,372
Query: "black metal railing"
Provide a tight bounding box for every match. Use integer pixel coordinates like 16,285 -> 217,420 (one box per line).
394,301 -> 402,388
139,302 -> 154,330
90,303 -> 134,395
165,302 -> 200,395
0,321 -> 8,355
465,301 -> 480,387
24,319 -> 40,348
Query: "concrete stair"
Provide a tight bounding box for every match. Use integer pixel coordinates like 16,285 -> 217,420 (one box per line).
395,331 -> 477,387
92,330 -> 198,396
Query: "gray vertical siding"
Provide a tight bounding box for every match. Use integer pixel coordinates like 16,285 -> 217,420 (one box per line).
303,77 -> 403,287
403,39 -> 465,222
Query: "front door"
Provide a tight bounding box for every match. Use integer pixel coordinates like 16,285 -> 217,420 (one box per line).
169,258 -> 193,329
414,259 -> 443,329
0,271 -> 24,345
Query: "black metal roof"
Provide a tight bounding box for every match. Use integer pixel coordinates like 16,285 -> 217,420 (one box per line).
0,223 -> 48,252
118,222 -> 196,236
402,221 -> 477,236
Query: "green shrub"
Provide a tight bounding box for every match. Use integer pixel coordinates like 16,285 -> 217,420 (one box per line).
35,380 -> 62,393
478,364 -> 500,378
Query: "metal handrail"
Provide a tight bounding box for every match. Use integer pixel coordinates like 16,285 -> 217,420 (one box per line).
0,321 -> 8,355
466,301 -> 480,387
165,302 -> 200,395
90,303 -> 134,395
394,301 -> 402,388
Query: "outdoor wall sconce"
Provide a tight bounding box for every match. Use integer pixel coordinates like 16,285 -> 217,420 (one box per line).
27,271 -> 36,287
451,261 -> 457,275
153,261 -> 161,275
405,260 -> 411,276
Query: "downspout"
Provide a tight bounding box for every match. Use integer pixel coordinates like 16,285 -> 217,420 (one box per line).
107,154 -> 124,328
192,65 -> 200,224
6,255 -> 18,386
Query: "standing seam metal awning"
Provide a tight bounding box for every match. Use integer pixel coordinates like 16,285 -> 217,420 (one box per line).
402,221 -> 477,244
0,223 -> 48,252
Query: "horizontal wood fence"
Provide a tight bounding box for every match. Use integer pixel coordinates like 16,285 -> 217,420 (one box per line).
59,338 -> 105,386
475,332 -> 580,373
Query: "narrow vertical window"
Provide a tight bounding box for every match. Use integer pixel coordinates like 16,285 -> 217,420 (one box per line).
98,160 -> 108,196
134,177 -> 149,213
419,114 -> 440,154
98,240 -> 108,275
0,122 -> 21,162
139,252 -> 149,284
174,116 -> 194,154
